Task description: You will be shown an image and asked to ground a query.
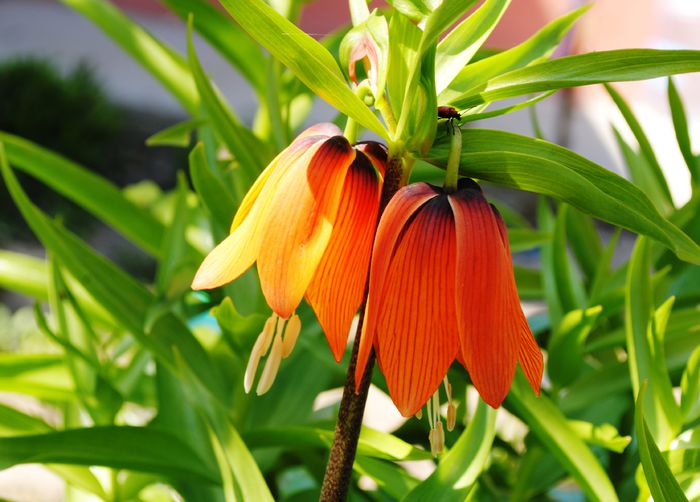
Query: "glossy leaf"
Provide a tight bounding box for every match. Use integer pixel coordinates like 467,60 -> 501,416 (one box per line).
146,118 -> 204,148
217,0 -> 387,138
548,306 -> 602,387
667,77 -> 700,185
680,345 -> 700,425
448,49 -> 700,109
635,382 -> 689,502
568,420 -> 631,453
427,128 -> 700,265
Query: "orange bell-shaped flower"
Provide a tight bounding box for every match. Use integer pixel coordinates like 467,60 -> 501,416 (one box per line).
193,123 -> 385,373
356,179 -> 543,417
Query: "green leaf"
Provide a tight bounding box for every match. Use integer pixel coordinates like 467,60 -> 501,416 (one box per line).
162,0 -> 267,93
339,10 -> 389,100
426,128 -> 700,265
668,77 -> 700,185
665,448 -> 700,477
635,382 -> 689,502
448,49 -> 700,109
60,0 -> 197,113
0,427 -> 219,484
349,0 -> 371,25
420,1 -> 479,55
507,227 -> 550,252
606,83 -> 674,212
680,345 -> 700,425
0,250 -> 48,300
0,353 -> 75,401
568,420 -> 631,453
564,208 -> 602,284
459,91 -> 554,122
387,11 -> 422,118
435,0 -> 511,93
507,372 -> 619,502
189,143 -> 237,232
355,456 -> 418,500
0,403 -> 52,436
146,118 -> 204,148
548,306 -> 602,387
217,0 -> 387,138
187,19 -> 270,180
403,399 -> 496,501
440,6 -> 590,104
0,133 -> 168,258
626,238 -> 682,446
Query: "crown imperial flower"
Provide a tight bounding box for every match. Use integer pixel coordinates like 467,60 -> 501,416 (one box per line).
193,123 -> 385,392
356,180 -> 544,419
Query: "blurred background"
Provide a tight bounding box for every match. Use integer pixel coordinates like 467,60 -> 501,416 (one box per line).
0,0 -> 698,499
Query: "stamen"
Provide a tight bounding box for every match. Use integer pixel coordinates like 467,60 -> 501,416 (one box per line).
256,335 -> 283,395
429,427 -> 439,457
435,421 -> 445,454
446,403 -> 457,432
281,314 -> 301,358
243,314 -> 278,394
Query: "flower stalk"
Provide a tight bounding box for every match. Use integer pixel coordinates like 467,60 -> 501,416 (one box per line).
443,124 -> 462,193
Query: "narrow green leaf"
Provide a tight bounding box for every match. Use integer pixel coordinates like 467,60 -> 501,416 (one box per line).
449,50 -> 700,109
0,403 -> 52,436
162,0 -> 267,93
668,77 -> 700,185
680,345 -> 700,425
635,382 -> 689,502
435,0 -> 511,93
606,83 -> 674,210
564,208 -> 602,284
459,91 -> 554,123
403,399 -> 496,501
507,372 -> 619,502
146,118 -> 204,148
0,250 -> 48,300
0,427 -> 219,484
568,420 -> 631,453
507,228 -> 550,252
0,133 -> 167,258
355,456 -> 418,500
420,1 -> 479,55
217,0 -> 387,138
60,0 -> 197,113
626,238 -> 682,446
426,128 -> 700,264
548,306 -> 602,387
665,448 -> 700,477
189,142 -> 237,232
0,353 -> 74,401
387,11 -> 422,118
440,6 -> 590,103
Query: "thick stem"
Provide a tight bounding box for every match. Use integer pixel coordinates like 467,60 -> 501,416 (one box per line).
319,154 -> 403,502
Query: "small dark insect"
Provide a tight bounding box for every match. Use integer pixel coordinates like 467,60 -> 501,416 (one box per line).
437,106 -> 461,120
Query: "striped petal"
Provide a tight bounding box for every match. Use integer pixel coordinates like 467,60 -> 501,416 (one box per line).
355,183 -> 438,390
449,180 -> 521,408
306,150 -> 383,361
257,136 -> 356,319
367,195 -> 460,417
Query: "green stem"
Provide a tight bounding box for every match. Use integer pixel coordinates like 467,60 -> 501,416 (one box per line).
443,125 -> 462,192
344,117 -> 358,144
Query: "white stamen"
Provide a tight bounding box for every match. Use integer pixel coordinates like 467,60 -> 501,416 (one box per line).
281,314 -> 301,358
260,314 -> 278,355
256,335 -> 283,395
244,351 -> 262,394
243,319 -> 276,394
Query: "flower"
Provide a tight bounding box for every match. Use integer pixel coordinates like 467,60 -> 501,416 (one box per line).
355,179 -> 543,418
192,123 -> 385,393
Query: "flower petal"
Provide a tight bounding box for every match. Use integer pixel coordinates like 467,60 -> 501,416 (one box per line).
367,195 -> 460,417
257,136 -> 356,319
449,181 -> 521,408
306,151 -> 383,361
355,183 -> 438,391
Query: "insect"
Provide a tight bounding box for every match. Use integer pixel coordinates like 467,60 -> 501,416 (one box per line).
437,106 -> 461,134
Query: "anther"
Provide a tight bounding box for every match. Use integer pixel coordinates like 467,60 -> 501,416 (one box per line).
447,403 -> 457,432
281,314 -> 301,358
256,334 -> 283,395
429,427 -> 439,457
243,315 -> 278,393
435,421 -> 445,454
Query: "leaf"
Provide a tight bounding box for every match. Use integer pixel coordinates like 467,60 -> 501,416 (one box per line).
668,77 -> 700,185
440,6 -> 590,104
0,427 -> 219,484
565,208 -> 602,284
403,399 -> 496,501
146,118 -> 204,148
448,49 -> 700,109
626,238 -> 682,446
548,306 -> 602,388
0,250 -> 48,300
349,0 -> 371,25
216,0 -> 387,138
189,142 -> 237,233
606,83 -> 674,212
458,91 -> 554,122
635,382 -> 689,502
507,372 -> 619,502
0,133 -> 168,258
187,20 -> 271,180
355,456 -> 418,500
680,345 -> 700,425
339,10 -> 389,100
420,1 -> 479,55
426,128 -> 700,265
568,420 -> 631,453
0,403 -> 52,436
0,353 -> 74,401
161,0 -> 267,93
435,0 -> 511,93
60,0 -> 198,113
507,227 -> 550,252
387,11 -> 422,119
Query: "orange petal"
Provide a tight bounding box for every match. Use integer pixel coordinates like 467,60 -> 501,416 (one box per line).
368,195 -> 460,417
355,142 -> 387,179
355,183 -> 438,391
257,136 -> 356,319
449,181 -> 520,408
305,151 -> 383,361
230,125 -> 340,231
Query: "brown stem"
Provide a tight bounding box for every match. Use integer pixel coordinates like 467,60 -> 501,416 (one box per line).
319,154 -> 403,502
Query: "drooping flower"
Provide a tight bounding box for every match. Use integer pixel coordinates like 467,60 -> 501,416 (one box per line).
355,179 -> 543,420
193,123 -> 385,392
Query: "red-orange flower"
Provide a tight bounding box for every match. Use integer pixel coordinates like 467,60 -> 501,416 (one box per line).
356,179 -> 543,417
192,124 -> 385,388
